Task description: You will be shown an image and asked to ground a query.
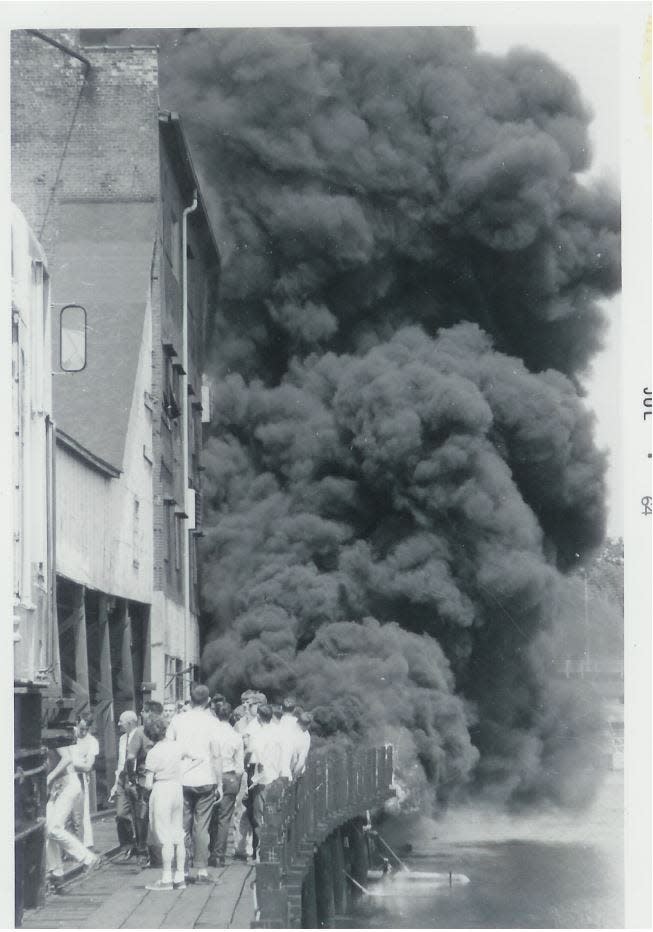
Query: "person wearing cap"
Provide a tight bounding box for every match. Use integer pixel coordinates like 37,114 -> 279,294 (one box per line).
109,710 -> 138,857
167,683 -> 223,883
291,712 -> 313,779
208,702 -> 244,867
232,691 -> 266,860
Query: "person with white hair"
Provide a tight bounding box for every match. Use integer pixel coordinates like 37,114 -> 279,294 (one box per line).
109,709 -> 138,857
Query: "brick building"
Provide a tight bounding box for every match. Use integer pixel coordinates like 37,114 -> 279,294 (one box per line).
11,29 -> 219,805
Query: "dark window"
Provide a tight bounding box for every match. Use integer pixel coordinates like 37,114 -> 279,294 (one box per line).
163,354 -> 180,420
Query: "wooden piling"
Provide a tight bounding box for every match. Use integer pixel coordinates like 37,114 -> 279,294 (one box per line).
253,746 -> 395,928
315,841 -> 336,928
301,859 -> 318,930
346,820 -> 369,899
330,828 -> 350,920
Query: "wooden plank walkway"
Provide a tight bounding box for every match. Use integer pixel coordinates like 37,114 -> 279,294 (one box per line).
22,859 -> 256,929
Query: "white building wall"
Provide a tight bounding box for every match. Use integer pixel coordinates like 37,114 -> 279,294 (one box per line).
150,591 -> 200,704
55,298 -> 153,604
11,206 -> 55,683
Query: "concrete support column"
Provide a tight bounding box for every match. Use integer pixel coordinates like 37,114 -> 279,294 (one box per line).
72,585 -> 90,716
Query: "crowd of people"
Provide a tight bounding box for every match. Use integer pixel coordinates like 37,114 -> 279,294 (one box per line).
45,685 -> 312,893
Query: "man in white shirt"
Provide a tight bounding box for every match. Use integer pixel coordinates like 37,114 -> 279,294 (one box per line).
109,710 -> 138,857
248,704 -> 283,860
232,691 -> 267,860
278,698 -> 302,779
167,684 -> 223,883
271,703 -> 295,783
291,712 -> 313,778
208,702 -> 245,867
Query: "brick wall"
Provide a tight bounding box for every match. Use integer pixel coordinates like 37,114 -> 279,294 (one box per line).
11,30 -> 160,266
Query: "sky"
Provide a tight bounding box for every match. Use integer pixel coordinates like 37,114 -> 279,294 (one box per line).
474,24 -> 623,537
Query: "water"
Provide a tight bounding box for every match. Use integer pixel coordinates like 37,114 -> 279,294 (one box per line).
346,773 -> 623,929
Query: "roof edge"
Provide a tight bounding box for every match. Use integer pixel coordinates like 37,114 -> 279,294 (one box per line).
158,110 -> 221,267
56,429 -> 122,478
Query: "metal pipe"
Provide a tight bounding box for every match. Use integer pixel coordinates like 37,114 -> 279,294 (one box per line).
27,29 -> 91,73
373,832 -> 410,872
181,190 -> 198,688
343,871 -> 370,896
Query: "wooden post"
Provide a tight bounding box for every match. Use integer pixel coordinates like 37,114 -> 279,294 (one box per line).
112,599 -> 136,715
302,858 -> 318,929
347,820 -> 369,898
315,841 -> 336,929
330,829 -> 349,920
97,595 -> 117,802
72,585 -> 90,715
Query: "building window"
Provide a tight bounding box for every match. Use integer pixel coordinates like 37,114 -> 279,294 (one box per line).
163,354 -> 180,421
60,304 -> 87,372
164,654 -> 184,703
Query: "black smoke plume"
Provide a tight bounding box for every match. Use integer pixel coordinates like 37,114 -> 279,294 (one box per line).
105,27 -> 620,805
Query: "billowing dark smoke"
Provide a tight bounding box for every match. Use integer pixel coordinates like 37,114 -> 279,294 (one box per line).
109,27 -> 620,805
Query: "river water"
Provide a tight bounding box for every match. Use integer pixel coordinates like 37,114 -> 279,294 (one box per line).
345,772 -> 623,929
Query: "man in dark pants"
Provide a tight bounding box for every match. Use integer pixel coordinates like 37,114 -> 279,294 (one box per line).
126,700 -> 164,867
248,704 -> 282,861
167,684 -> 223,883
108,710 -> 138,857
208,702 -> 244,866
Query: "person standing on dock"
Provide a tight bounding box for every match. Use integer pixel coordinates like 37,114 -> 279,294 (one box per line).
142,715 -> 187,892
208,701 -> 244,867
278,698 -> 301,782
232,690 -> 265,861
248,704 -> 283,861
108,710 -> 138,858
70,714 -> 99,848
291,712 -> 313,778
126,700 -> 164,867
167,683 -> 223,884
273,704 -> 294,784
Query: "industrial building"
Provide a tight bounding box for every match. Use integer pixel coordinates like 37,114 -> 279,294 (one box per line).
11,28 -> 219,810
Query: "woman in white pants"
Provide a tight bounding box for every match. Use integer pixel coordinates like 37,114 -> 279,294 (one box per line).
143,716 -> 187,891
46,745 -> 100,886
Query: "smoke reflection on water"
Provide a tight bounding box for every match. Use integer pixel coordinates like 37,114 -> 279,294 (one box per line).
350,772 -> 623,928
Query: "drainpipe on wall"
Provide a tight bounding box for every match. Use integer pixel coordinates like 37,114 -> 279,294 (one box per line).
182,190 -> 198,688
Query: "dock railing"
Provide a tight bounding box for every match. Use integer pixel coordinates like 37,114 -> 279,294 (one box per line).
254,744 -> 394,928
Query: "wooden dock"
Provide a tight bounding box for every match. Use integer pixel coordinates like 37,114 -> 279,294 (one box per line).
22,858 -> 256,929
